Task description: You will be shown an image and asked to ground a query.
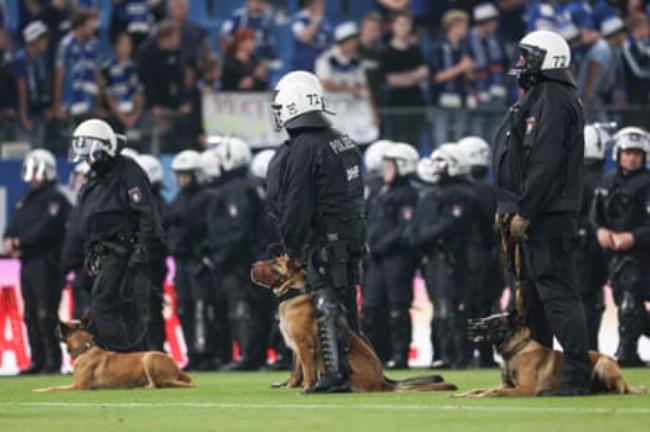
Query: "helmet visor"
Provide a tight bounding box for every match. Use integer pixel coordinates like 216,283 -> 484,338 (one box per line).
69,136 -> 106,162
508,44 -> 544,76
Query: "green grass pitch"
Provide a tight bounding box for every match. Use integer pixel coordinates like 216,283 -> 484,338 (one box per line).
1,369 -> 649,432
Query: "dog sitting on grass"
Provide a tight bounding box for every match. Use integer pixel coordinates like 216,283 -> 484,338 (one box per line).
456,312 -> 646,397
34,319 -> 194,392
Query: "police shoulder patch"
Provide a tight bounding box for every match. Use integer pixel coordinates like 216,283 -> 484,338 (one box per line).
646,203 -> 650,215
451,204 -> 463,218
228,203 -> 239,217
48,202 -> 60,217
525,116 -> 536,135
128,187 -> 142,203
401,206 -> 413,221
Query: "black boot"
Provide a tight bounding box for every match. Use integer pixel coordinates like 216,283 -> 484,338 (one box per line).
431,318 -> 452,369
386,307 -> 410,369
616,291 -> 644,367
304,291 -> 350,394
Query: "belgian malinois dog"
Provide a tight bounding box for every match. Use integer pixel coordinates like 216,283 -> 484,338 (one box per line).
253,256 -> 457,392
34,319 -> 194,392
457,313 -> 646,397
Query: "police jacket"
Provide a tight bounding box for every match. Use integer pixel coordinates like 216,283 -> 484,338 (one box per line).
578,161 -> 606,253
590,168 -> 650,254
165,180 -> 211,259
409,177 -> 478,261
206,169 -> 262,267
4,182 -> 71,260
367,177 -> 417,257
77,155 -> 164,253
471,178 -> 498,251
493,75 -> 584,225
266,127 -> 366,258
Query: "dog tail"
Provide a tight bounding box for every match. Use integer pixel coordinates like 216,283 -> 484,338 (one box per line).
178,371 -> 195,386
625,384 -> 646,395
384,375 -> 458,392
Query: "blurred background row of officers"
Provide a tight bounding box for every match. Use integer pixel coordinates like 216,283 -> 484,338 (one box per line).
3,121 -> 650,374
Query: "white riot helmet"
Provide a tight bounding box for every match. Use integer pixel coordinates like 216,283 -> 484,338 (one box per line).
22,149 -> 57,182
584,124 -> 612,161
612,127 -> 650,162
171,150 -> 202,172
510,30 -> 571,86
430,143 -> 471,178
383,142 -> 419,177
416,157 -> 439,184
272,71 -> 330,130
364,140 -> 393,174
200,149 -> 222,181
214,137 -> 252,172
70,119 -> 119,163
120,147 -> 139,160
457,136 -> 490,168
136,154 -> 164,186
251,149 -> 276,180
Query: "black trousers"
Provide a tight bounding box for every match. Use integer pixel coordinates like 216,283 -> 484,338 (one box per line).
72,269 -> 93,320
575,249 -> 607,351
135,257 -> 167,351
520,238 -> 591,385
89,253 -> 140,350
20,256 -> 63,371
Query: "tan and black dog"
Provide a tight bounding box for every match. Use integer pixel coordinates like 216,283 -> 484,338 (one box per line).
457,313 -> 646,397
34,320 -> 194,392
252,256 -> 457,392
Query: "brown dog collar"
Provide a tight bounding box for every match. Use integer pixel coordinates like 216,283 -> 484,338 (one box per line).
70,340 -> 96,359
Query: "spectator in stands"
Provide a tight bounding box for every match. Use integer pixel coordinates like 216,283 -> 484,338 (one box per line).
593,0 -> 624,29
198,57 -> 222,95
315,22 -> 367,96
622,13 -> 650,105
137,20 -> 188,115
496,0 -> 527,43
430,9 -> 473,144
382,11 -> 428,147
20,0 -> 70,52
358,12 -> 386,128
290,0 -> 333,72
101,32 -> 144,135
220,0 -> 276,63
563,0 -> 600,47
0,26 -> 17,131
526,0 -> 566,32
168,0 -> 210,71
110,0 -> 153,50
221,28 -> 268,91
14,21 -> 52,148
578,15 -> 627,120
53,8 -> 99,123
467,3 -> 508,140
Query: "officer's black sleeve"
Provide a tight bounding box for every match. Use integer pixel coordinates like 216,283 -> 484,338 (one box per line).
589,182 -> 608,231
415,197 -> 469,247
280,144 -> 315,258
372,189 -> 417,255
122,163 -> 164,250
17,194 -> 70,249
210,187 -> 257,264
631,184 -> 650,246
517,95 -> 567,221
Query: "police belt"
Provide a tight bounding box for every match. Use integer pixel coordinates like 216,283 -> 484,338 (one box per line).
90,234 -> 136,258
314,210 -> 366,239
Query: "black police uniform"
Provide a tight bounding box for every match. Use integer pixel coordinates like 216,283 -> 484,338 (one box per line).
206,168 -> 265,370
77,155 -> 164,351
493,71 -> 592,390
267,121 -> 366,392
590,167 -> 650,365
364,176 -> 417,368
576,160 -> 608,350
409,176 -> 480,369
4,182 -> 71,373
165,179 -> 217,368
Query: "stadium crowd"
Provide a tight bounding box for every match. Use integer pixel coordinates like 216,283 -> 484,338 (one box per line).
0,0 -> 649,376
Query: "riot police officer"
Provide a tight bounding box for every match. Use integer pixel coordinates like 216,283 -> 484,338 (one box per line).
70,119 -> 164,352
457,136 -> 500,367
266,71 -> 366,392
364,143 -> 419,369
167,150 -> 217,369
591,127 -> 650,366
3,149 -> 71,374
493,30 -> 592,395
134,154 -> 169,351
363,140 -> 394,201
410,144 -> 479,369
576,124 -> 612,351
209,138 -> 266,371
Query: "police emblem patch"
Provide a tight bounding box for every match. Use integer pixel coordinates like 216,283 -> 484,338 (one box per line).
525,116 -> 536,135
647,203 -> 650,215
452,205 -> 463,217
402,207 -> 413,221
48,202 -> 60,216
228,203 -> 238,217
128,187 -> 142,203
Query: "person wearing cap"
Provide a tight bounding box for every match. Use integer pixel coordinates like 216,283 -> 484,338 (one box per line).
590,127 -> 650,366
430,9 -> 473,144
290,0 -> 333,72
315,21 -> 367,97
3,149 -> 71,374
561,0 -> 599,47
622,13 -> 650,106
467,3 -> 508,140
14,20 -> 51,149
578,15 -> 627,120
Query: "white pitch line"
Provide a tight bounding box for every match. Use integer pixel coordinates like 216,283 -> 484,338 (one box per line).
1,402 -> 650,415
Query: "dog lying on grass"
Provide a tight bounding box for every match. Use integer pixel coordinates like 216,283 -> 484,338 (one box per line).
252,255 -> 457,392
34,320 -> 194,392
456,312 -> 646,397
